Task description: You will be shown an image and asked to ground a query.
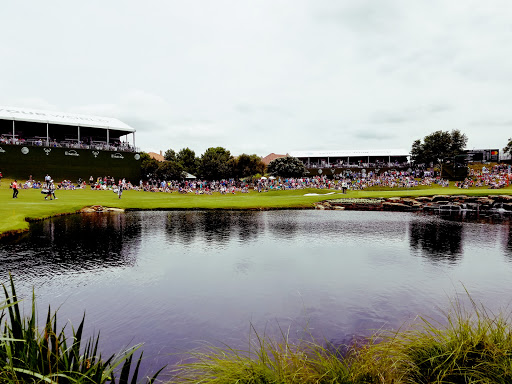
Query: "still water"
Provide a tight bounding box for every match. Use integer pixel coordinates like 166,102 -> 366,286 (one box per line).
1,210 -> 512,377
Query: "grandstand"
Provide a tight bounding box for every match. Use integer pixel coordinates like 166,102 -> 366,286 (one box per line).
0,106 -> 141,181
288,149 -> 410,176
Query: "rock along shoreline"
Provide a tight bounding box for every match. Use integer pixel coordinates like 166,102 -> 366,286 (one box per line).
315,194 -> 512,213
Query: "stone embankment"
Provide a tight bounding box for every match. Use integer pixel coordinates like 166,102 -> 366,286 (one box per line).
79,205 -> 125,213
315,195 -> 512,213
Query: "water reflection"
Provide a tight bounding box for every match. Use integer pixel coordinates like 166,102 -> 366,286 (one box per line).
234,211 -> 266,242
165,211 -> 199,245
268,214 -> 299,240
506,225 -> 512,258
409,219 -> 463,263
1,210 -> 512,378
164,211 -> 267,246
0,213 -> 141,282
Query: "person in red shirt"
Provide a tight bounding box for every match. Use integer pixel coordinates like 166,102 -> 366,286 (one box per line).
12,179 -> 18,198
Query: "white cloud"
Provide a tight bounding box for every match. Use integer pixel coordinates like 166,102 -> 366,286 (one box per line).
1,0 -> 511,156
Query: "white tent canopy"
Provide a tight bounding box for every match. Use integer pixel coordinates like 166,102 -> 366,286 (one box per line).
0,106 -> 135,132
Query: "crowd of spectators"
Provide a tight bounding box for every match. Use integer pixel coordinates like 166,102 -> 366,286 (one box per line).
455,164 -> 512,189
0,135 -> 136,152
129,170 -> 451,194
6,164 -> 512,196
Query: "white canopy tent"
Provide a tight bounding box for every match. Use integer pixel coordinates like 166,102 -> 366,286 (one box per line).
0,106 -> 136,147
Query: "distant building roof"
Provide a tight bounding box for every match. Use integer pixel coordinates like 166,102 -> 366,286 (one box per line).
148,151 -> 165,162
261,153 -> 287,165
289,149 -> 410,158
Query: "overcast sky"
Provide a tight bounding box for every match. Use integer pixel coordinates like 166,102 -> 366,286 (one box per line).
1,1 -> 511,157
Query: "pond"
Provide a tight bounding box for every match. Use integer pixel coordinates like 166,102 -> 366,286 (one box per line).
1,210 -> 512,378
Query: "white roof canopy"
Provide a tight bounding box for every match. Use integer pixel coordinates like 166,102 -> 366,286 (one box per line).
290,149 -> 410,158
0,106 -> 135,133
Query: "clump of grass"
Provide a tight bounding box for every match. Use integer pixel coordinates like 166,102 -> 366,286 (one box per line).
171,325 -> 353,383
0,275 -> 164,383
171,295 -> 512,384
353,294 -> 512,383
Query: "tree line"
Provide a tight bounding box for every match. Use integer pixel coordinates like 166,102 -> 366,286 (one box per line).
140,147 -> 308,181
140,147 -> 261,180
140,132 -> 512,181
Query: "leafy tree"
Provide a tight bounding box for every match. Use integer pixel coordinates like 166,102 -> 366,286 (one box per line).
410,130 -> 468,166
267,156 -> 306,178
504,138 -> 512,156
157,160 -> 184,180
140,152 -> 159,180
177,147 -> 199,176
164,149 -> 177,162
229,154 -> 266,179
198,147 -> 233,180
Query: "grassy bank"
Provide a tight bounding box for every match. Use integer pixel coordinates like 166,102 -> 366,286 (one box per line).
171,298 -> 512,383
1,178 -> 511,236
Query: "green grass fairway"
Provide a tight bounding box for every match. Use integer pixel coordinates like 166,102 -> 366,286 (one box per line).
1,178 -> 511,236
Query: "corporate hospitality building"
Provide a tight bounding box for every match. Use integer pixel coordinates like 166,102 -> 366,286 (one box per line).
288,149 -> 410,176
0,106 -> 141,181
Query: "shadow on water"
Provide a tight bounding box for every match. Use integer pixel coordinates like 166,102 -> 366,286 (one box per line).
0,212 -> 141,281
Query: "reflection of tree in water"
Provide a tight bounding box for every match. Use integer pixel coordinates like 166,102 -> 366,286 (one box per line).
165,211 -> 235,246
409,220 -> 463,263
505,224 -> 512,259
199,211 -> 234,244
268,213 -> 298,240
165,212 -> 199,245
234,211 -> 265,242
0,213 -> 141,280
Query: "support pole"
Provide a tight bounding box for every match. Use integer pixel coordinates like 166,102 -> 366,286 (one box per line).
46,123 -> 49,146
12,120 -> 15,143
78,126 -> 80,145
107,128 -> 110,149
133,132 -> 136,148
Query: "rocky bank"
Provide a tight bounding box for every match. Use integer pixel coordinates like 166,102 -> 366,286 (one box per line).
315,195 -> 512,213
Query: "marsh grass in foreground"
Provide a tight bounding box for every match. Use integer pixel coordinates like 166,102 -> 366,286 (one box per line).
171,296 -> 512,384
0,276 -> 163,383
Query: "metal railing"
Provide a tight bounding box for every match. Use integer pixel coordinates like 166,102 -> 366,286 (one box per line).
0,139 -> 139,153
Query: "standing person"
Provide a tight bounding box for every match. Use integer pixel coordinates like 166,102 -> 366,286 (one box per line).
0,171 -> 2,185
50,180 -> 57,200
117,178 -> 124,199
341,180 -> 348,194
12,179 -> 19,198
89,175 -> 94,187
45,173 -> 51,188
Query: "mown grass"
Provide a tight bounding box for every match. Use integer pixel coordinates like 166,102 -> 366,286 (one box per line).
0,275 -> 163,383
1,177 -> 511,236
170,296 -> 512,384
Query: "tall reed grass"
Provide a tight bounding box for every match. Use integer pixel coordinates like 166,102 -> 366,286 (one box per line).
0,275 -> 163,383
171,296 -> 512,384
